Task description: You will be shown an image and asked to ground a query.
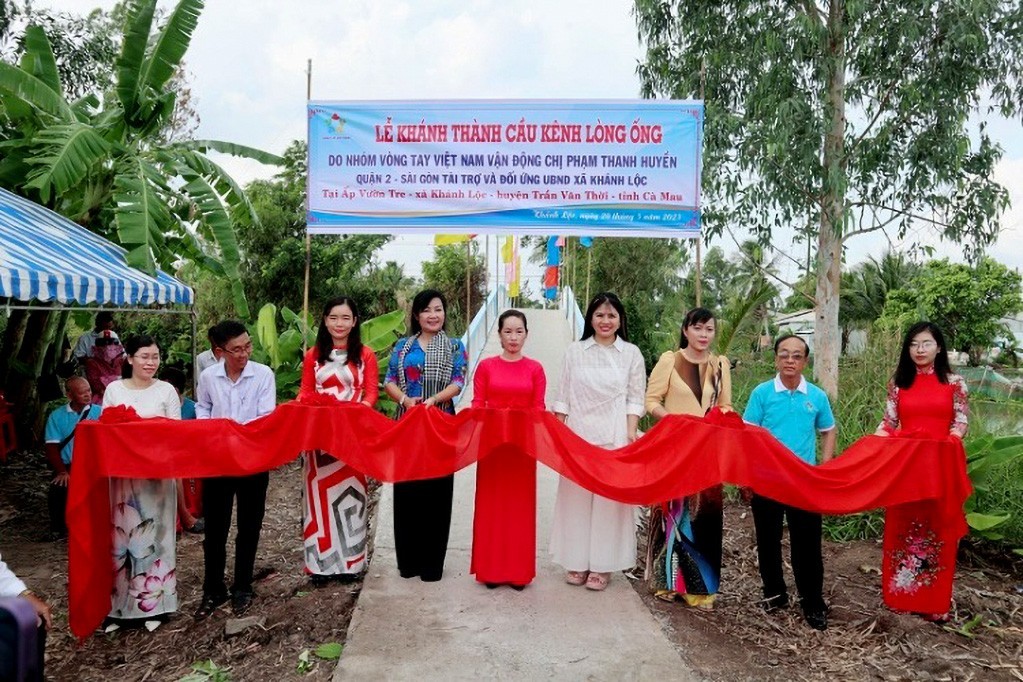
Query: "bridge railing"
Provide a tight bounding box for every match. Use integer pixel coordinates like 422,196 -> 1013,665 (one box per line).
561,286 -> 585,341
455,285 -> 507,405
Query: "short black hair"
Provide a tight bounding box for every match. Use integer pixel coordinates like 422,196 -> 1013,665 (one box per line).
409,289 -> 448,335
679,307 -> 715,349
96,311 -> 114,327
212,320 -> 248,348
774,334 -> 810,355
161,367 -> 187,393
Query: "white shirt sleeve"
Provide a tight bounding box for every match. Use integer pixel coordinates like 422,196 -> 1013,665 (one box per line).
0,553 -> 28,598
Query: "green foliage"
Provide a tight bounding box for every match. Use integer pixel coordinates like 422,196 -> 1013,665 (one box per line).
840,253 -> 921,331
296,649 -> 313,674
881,258 -> 1023,363
0,2 -> 120,100
248,303 -> 314,400
421,243 -> 487,336
634,0 -> 1023,393
963,431 -> 1023,541
634,0 -> 1021,255
0,0 -> 281,315
240,140 -> 403,319
178,659 -> 231,682
313,642 -> 343,660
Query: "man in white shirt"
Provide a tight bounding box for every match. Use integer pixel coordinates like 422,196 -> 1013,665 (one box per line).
195,326 -> 221,374
194,320 -> 276,618
72,311 -> 119,360
0,552 -> 51,680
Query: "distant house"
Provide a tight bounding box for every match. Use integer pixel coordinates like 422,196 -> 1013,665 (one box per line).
772,309 -> 866,355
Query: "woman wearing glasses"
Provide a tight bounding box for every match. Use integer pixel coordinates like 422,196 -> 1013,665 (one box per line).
644,307 -> 731,608
102,334 -> 181,630
874,322 -> 968,621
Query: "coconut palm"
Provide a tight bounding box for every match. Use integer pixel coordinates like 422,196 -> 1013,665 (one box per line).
840,252 -> 920,331
0,0 -> 280,313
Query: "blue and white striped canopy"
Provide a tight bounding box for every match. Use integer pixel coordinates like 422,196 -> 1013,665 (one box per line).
0,188 -> 193,306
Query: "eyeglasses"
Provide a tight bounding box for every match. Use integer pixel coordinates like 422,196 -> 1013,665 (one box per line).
909,341 -> 937,350
132,354 -> 160,363
221,342 -> 254,356
776,353 -> 805,361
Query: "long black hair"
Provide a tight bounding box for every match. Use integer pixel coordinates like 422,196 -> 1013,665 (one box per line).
580,292 -> 628,342
409,289 -> 448,335
679,307 -> 715,349
122,334 -> 158,379
316,296 -> 364,367
894,321 -> 951,389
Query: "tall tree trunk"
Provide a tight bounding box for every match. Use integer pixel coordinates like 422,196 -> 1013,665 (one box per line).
814,0 -> 847,399
0,308 -> 29,388
6,308 -> 54,447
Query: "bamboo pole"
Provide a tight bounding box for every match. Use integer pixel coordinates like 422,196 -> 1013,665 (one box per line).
302,58 -> 313,352
695,56 -> 706,309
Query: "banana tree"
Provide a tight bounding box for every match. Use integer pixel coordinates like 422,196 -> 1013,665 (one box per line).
0,0 -> 281,315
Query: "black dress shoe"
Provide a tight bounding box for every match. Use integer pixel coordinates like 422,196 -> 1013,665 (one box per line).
485,582 -> 500,589
510,584 -> 526,592
804,609 -> 828,631
231,591 -> 254,616
194,592 -> 228,620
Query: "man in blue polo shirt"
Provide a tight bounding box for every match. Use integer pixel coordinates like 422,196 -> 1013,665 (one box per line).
44,377 -> 101,538
743,334 -> 836,631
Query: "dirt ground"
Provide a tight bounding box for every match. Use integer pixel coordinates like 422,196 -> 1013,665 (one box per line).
633,505 -> 1023,682
2,448 -> 1022,681
0,450 -> 374,681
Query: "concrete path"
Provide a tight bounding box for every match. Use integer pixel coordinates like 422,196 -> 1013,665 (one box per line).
334,309 -> 697,681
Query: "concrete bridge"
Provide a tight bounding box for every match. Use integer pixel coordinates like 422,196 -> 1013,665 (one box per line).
333,295 -> 697,680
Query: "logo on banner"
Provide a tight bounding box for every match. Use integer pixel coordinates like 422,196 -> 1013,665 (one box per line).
311,108 -> 350,139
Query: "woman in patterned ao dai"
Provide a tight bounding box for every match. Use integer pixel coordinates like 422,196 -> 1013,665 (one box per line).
102,335 -> 181,629
874,321 -> 968,621
299,297 -> 379,583
549,292 -> 647,592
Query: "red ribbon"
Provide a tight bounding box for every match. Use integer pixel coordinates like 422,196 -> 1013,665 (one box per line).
67,402 -> 970,639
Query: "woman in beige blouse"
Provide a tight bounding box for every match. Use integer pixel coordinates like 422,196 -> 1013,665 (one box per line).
644,307 -> 731,608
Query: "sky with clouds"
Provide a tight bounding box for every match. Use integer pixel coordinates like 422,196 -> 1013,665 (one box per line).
36,0 -> 1023,293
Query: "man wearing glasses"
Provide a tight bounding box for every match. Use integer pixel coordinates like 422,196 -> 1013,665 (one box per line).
742,334 -> 836,631
194,320 -> 277,618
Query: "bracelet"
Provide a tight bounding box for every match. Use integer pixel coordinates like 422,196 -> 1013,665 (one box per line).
399,395 -> 407,408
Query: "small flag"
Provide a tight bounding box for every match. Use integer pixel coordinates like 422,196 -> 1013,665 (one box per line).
546,236 -> 560,266
503,237 -> 520,298
434,234 -> 475,245
556,236 -> 566,248
579,236 -> 594,248
509,255 -> 520,298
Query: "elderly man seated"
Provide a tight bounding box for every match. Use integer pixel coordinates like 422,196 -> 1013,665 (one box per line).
43,377 -> 101,538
